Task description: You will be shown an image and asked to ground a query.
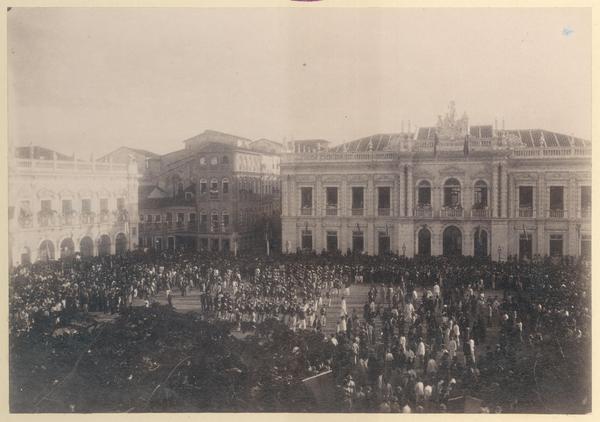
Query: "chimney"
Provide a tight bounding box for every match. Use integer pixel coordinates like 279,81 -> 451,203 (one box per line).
494,119 -> 498,131
408,120 -> 411,133
401,120 -> 405,133
502,119 -> 505,131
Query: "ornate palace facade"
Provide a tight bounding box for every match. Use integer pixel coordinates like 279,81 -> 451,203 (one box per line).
8,146 -> 140,266
281,104 -> 592,260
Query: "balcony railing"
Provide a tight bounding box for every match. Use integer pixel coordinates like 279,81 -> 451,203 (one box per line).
37,212 -> 56,227
548,209 -> 566,219
300,207 -> 313,216
378,208 -> 391,216
60,213 -> 76,226
440,207 -> 464,218
414,207 -> 433,218
18,215 -> 33,228
326,207 -> 338,216
98,212 -> 110,223
351,208 -> 364,216
80,212 -> 95,224
518,208 -> 534,218
470,208 -> 490,218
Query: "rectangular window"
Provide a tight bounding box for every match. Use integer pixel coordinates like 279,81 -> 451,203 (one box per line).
81,199 -> 91,213
41,199 -> 52,212
352,187 -> 364,215
223,214 -> 230,229
185,192 -> 192,200
301,187 -> 313,215
200,181 -> 207,194
189,213 -> 196,223
581,235 -> 591,258
155,215 -> 161,222
378,187 -> 391,215
326,187 -> 338,215
100,198 -> 109,212
519,186 -> 534,208
549,234 -> 563,256
223,180 -> 229,194
200,213 -> 207,231
378,232 -> 391,254
166,212 -> 172,223
62,199 -> 72,214
581,186 -> 591,209
177,213 -> 184,224
117,198 -> 125,210
549,186 -> 564,210
326,231 -> 338,252
301,229 -> 313,250
352,231 -> 364,253
131,227 -> 137,236
146,215 -> 153,223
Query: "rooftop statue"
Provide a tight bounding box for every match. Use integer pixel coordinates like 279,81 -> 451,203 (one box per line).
437,101 -> 468,140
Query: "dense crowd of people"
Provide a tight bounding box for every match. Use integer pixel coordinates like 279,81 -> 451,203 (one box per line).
9,249 -> 591,412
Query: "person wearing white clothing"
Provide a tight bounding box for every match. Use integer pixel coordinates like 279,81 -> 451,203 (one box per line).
340,297 -> 347,317
448,338 -> 457,359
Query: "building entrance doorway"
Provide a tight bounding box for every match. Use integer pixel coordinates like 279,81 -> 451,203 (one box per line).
417,228 -> 431,256
519,234 -> 532,260
443,226 -> 462,256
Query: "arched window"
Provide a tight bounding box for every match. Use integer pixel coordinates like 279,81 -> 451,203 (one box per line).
209,178 -> 219,200
443,178 -> 461,208
222,178 -> 229,194
417,180 -> 432,207
222,211 -> 230,230
473,180 -> 488,209
211,210 -> 219,232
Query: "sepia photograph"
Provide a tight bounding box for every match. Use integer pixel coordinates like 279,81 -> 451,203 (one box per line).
6,5 -> 592,414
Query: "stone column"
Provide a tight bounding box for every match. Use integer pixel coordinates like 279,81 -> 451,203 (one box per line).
341,178 -> 347,218
501,164 -> 508,218
491,162 -> 498,218
537,173 -> 545,220
397,170 -> 404,217
406,165 -> 414,216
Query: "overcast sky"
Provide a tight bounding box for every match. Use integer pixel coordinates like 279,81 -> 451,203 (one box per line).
8,7 -> 591,157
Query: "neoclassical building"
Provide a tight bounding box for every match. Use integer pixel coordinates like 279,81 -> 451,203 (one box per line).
8,146 -> 140,266
281,104 -> 591,260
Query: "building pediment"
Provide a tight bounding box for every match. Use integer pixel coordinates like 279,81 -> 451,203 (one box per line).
59,189 -> 75,198
36,188 -> 56,199
439,166 -> 466,176
296,175 -> 316,183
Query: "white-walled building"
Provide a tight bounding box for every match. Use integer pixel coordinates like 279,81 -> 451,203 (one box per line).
8,146 -> 140,266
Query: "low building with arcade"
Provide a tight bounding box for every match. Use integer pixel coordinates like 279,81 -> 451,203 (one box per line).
8,146 -> 140,266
